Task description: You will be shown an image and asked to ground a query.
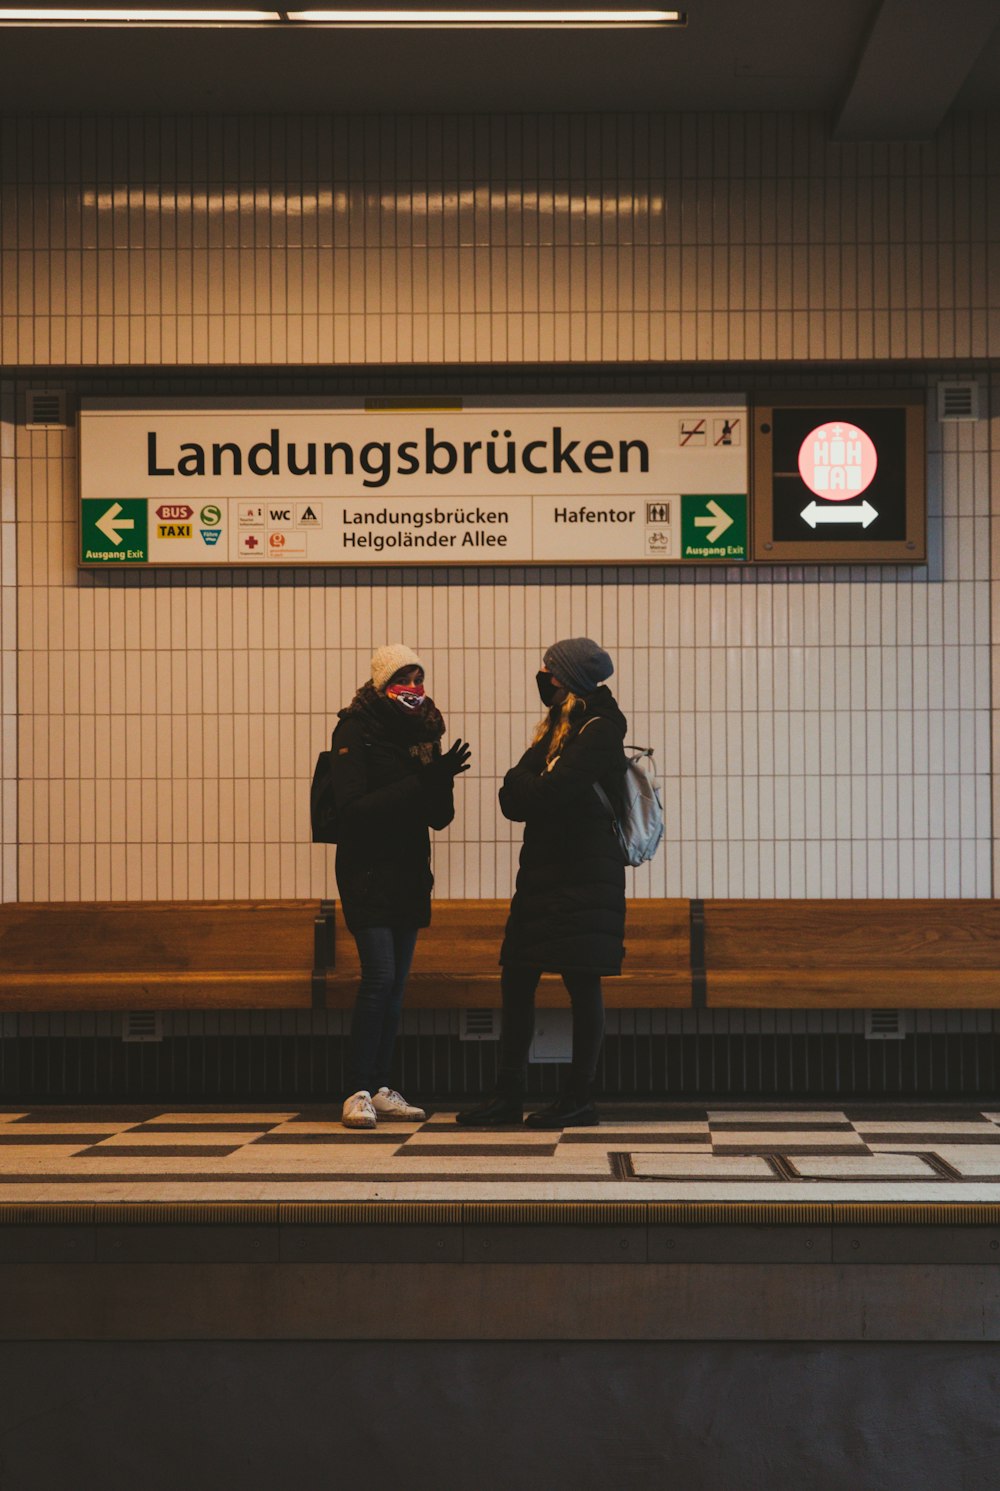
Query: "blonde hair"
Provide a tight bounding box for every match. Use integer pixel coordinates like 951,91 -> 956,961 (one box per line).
532,691 -> 586,765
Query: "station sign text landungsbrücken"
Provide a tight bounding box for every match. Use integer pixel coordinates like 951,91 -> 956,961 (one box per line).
78,399 -> 749,567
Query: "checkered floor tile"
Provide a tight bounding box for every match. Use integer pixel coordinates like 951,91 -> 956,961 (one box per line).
3,1102 -> 1000,1201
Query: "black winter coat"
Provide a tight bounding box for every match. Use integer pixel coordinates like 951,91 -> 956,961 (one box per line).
499,686 -> 628,975
330,713 -> 454,933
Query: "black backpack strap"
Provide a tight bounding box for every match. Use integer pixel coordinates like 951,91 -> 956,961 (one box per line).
593,780 -> 615,819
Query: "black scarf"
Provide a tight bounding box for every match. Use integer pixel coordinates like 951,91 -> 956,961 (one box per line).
339,681 -> 446,764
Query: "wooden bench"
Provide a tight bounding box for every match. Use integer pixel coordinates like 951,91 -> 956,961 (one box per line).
326,898 -> 692,1008
0,898 -> 690,1012
0,900 -> 331,1011
701,899 -> 1000,1008
5,897 -> 1000,1013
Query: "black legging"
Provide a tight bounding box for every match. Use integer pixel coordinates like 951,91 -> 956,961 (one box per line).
497,965 -> 605,1098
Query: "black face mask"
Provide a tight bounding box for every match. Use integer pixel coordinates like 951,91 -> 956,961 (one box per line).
536,671 -> 560,706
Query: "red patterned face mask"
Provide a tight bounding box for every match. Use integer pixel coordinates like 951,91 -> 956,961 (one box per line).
386,682 -> 426,711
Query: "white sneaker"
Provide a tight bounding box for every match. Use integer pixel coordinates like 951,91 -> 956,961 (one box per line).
372,1087 -> 426,1121
342,1090 -> 377,1128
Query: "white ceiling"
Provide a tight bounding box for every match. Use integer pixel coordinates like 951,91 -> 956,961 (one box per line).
0,0 -> 997,129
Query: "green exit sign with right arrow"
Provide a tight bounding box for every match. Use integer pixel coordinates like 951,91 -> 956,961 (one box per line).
680,494 -> 747,560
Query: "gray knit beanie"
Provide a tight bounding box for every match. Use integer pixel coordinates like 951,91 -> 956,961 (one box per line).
542,637 -> 614,696
370,643 -> 425,692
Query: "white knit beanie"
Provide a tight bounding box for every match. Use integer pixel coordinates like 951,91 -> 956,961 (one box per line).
370,643 -> 425,692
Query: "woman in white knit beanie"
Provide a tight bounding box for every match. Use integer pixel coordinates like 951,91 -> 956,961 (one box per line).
325,645 -> 470,1129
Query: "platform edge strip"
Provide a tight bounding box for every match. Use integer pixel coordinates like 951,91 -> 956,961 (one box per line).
831,1202 -> 1000,1226
462,1201 -> 652,1225
0,1202 -> 278,1225
646,1202 -> 831,1225
279,1202 -> 463,1225
2,1200 -> 1000,1226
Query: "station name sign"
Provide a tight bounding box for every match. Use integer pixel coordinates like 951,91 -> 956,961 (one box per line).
78,398 -> 749,568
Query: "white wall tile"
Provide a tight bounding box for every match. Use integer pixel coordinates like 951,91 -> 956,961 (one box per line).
1,115 -> 997,903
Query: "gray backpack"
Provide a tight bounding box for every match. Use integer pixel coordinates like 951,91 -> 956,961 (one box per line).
594,746 -> 665,867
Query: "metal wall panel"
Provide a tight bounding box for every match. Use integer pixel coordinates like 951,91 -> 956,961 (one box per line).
2,1009 -> 998,1102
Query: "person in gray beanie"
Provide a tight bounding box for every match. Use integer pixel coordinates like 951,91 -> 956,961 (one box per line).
457,637 -> 628,1129
540,638 -> 615,699
328,644 -> 471,1129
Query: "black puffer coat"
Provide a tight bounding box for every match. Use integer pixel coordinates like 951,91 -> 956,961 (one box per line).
330,697 -> 454,933
499,686 -> 628,975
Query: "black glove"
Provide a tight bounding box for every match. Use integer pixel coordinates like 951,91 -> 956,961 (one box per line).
428,738 -> 472,782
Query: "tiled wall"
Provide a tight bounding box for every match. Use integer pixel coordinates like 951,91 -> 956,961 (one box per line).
1,111 -> 997,903
7,368 -> 995,903
0,383 -> 15,901
0,112 -> 998,366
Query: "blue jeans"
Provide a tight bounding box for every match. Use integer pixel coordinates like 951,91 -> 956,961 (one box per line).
348,926 -> 419,1096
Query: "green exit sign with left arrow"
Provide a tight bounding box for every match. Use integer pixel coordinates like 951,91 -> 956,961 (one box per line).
81,499 -> 148,563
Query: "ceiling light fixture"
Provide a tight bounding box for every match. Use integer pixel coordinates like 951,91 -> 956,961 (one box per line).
0,2 -> 685,18
287,6 -> 684,18
0,6 -> 279,16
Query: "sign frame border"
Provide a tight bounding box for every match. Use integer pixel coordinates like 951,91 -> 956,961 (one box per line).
750,389 -> 927,564
77,394 -> 750,571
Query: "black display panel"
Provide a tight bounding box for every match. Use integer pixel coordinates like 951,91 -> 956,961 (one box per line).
771,406 -> 907,542
752,392 -> 925,563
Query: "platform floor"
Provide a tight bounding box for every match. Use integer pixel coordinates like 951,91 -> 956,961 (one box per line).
4,1100 -> 1000,1203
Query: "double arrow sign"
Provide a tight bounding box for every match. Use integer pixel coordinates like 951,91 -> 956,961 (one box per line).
801,499 -> 878,529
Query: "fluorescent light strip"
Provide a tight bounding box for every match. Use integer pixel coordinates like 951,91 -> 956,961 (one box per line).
0,3 -> 683,16
289,6 -> 682,16
0,7 -> 278,15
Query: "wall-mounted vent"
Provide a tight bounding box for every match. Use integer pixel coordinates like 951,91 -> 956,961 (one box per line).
865,1009 -> 908,1041
459,1009 -> 500,1042
937,381 -> 980,422
121,1011 -> 164,1044
25,389 -> 67,428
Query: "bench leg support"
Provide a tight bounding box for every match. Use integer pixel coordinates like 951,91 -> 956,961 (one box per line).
690,898 -> 706,1010
312,900 -> 336,1010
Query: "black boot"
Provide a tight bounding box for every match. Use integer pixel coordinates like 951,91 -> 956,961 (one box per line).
524,1091 -> 599,1129
455,1093 -> 524,1127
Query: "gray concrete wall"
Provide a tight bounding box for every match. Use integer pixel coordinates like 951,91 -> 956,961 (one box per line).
1,1341 -> 998,1491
